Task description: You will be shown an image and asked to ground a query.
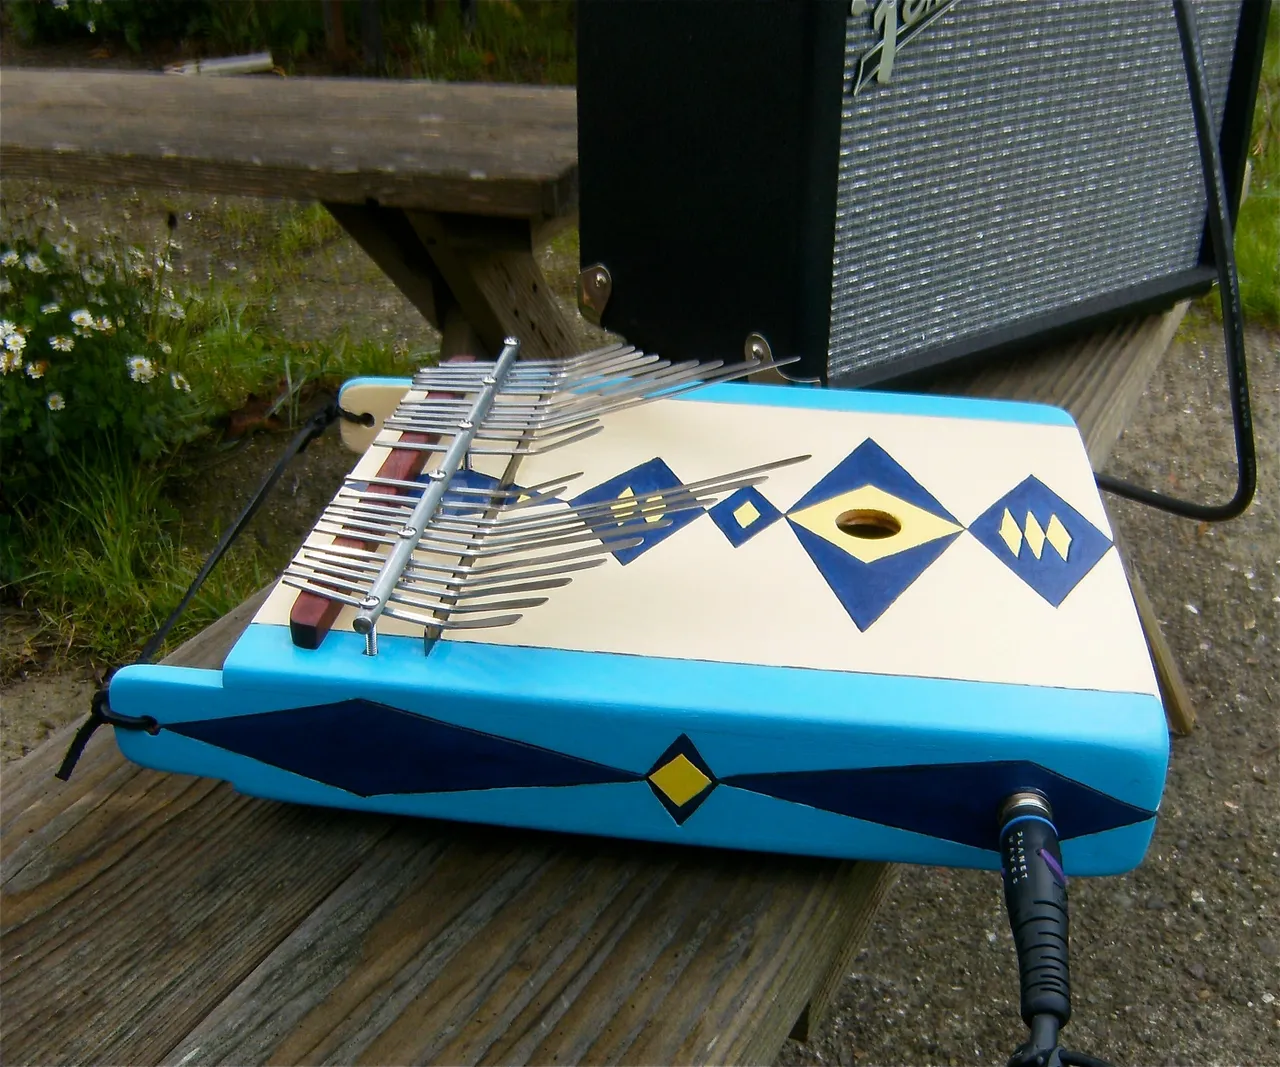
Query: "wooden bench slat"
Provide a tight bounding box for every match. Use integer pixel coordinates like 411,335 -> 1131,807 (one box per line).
1,71 -> 579,220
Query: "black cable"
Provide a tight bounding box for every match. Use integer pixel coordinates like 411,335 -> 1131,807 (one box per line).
1094,0 -> 1256,521
54,399 -> 345,781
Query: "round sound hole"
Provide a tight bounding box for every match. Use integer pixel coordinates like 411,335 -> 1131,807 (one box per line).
835,509 -> 901,540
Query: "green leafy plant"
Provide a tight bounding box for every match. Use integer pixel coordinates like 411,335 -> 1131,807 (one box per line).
0,225 -> 202,512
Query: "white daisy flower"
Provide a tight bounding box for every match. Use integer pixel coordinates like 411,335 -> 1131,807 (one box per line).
22,253 -> 48,274
40,302 -> 61,315
82,268 -> 105,286
0,279 -> 11,294
4,332 -> 27,354
54,238 -> 76,257
0,250 -> 18,267
70,309 -> 94,327
127,355 -> 156,383
93,316 -> 114,332
163,302 -> 186,321
26,361 -> 47,379
49,336 -> 74,352
170,372 -> 191,393
0,319 -> 16,335
63,218 -> 79,234
47,392 -> 66,411
53,0 -> 69,9
160,342 -> 173,356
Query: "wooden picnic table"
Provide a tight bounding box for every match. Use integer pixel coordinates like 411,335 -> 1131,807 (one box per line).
0,68 -> 1194,1066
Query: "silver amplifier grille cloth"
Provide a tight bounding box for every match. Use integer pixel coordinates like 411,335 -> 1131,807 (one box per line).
827,0 -> 1239,382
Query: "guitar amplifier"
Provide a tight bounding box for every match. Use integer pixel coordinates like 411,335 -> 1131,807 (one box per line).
576,0 -> 1269,386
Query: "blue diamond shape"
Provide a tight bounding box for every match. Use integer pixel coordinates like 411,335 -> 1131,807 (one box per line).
569,457 -> 703,565
708,486 -> 782,547
970,476 -> 1112,606
786,439 -> 962,631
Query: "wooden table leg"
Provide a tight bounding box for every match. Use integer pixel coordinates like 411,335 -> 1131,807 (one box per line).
324,202 -> 576,360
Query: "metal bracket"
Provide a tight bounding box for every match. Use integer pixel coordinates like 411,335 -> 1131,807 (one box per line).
577,263 -> 613,325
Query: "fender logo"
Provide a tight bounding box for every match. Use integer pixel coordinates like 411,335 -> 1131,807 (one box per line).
850,0 -> 962,95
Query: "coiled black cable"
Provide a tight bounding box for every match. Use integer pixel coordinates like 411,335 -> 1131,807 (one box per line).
1095,0 -> 1257,521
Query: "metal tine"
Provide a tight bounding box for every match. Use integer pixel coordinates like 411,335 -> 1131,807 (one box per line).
388,590 -> 549,614
345,471 -> 574,497
317,537 -> 632,578
416,514 -> 667,553
398,573 -> 573,598
409,352 -> 661,400
301,551 -> 581,598
534,356 -> 801,429
550,357 -> 690,402
325,500 -> 416,523
468,424 -> 605,457
286,562 -> 378,595
313,516 -> 405,541
381,604 -> 523,630
549,357 -> 710,404
281,575 -> 368,608
414,525 -> 655,560
428,489 -> 709,538
313,521 -> 398,546
383,416 -> 602,446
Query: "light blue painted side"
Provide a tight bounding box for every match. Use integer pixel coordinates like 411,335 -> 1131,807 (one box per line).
113,724 -> 1152,875
109,620 -> 1168,874
341,374 -> 1076,427
686,380 -> 1077,427
202,624 -> 1167,811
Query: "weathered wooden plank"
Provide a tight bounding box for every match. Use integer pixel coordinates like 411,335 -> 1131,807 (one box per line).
0,71 -> 578,220
162,817 -> 888,1067
0,587 -> 393,1067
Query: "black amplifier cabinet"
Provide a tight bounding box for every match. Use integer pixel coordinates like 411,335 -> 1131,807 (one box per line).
577,0 -> 1269,386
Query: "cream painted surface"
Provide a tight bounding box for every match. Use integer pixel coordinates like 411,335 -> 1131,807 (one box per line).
256,393 -> 1157,697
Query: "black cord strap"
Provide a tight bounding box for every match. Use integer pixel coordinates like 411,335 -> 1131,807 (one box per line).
1095,0 -> 1256,522
55,399 -> 343,781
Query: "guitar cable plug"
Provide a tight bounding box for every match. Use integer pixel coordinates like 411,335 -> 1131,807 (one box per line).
998,792 -> 1113,1067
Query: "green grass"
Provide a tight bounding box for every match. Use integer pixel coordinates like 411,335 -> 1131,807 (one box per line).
1233,9 -> 1280,326
16,453 -> 268,667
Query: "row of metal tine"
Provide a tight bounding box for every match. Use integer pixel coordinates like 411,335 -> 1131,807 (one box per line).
282,339 -> 804,653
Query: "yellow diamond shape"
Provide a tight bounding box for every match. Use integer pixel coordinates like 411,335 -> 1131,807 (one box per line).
998,508 -> 1023,557
733,500 -> 761,528
789,484 -> 961,564
1024,511 -> 1046,560
648,754 -> 711,807
1045,514 -> 1072,560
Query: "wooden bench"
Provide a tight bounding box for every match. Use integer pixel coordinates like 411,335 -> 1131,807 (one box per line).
1,69 -> 580,359
0,68 -> 1194,1065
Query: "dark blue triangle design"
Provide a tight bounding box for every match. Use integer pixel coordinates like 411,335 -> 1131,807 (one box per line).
788,519 -> 962,631
170,699 -> 643,797
724,760 -> 1154,852
789,438 -> 959,522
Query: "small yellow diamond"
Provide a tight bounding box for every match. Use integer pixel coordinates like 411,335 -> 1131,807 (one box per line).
998,508 -> 1023,557
648,754 -> 711,807
1045,514 -> 1072,560
1024,512 -> 1046,559
732,500 -> 761,528
611,487 -> 662,524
